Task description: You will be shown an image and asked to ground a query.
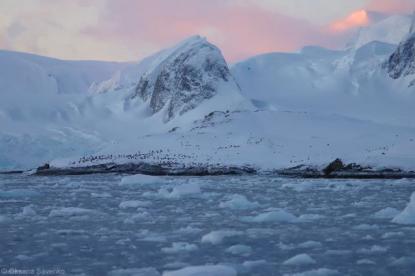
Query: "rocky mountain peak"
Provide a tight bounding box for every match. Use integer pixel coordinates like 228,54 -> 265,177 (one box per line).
130,35 -> 239,122
385,15 -> 415,83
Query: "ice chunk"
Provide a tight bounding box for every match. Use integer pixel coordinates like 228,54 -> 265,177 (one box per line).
242,260 -> 267,269
108,267 -> 160,276
0,215 -> 9,223
159,183 -> 201,199
392,192 -> 415,225
120,174 -> 162,186
163,265 -> 237,276
21,206 -> 37,217
119,200 -> 150,209
390,256 -> 415,267
357,245 -> 388,254
201,230 -> 243,245
161,242 -> 198,254
219,194 -> 259,210
289,268 -> 339,276
373,207 -> 400,219
0,189 -> 40,198
243,209 -> 298,223
298,241 -> 322,249
283,254 -> 316,266
49,207 -> 99,217
225,244 -> 252,256
356,259 -> 376,265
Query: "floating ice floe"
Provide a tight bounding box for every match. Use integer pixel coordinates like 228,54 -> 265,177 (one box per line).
163,265 -> 237,276
356,259 -> 376,265
219,194 -> 260,210
119,200 -> 150,209
201,230 -> 243,245
242,209 -> 298,223
373,207 -> 400,219
19,205 -> 36,217
225,244 -> 252,256
161,242 -> 198,254
283,254 -> 316,266
357,245 -> 388,254
0,189 -> 40,198
108,267 -> 160,276
287,268 -> 339,276
120,174 -> 162,186
242,260 -> 267,269
49,207 -> 100,218
390,256 -> 415,267
158,183 -> 201,199
298,241 -> 322,249
0,215 -> 9,223
392,192 -> 415,225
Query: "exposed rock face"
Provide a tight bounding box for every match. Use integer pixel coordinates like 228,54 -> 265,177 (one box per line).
131,36 -> 238,122
386,33 -> 415,80
386,14 -> 415,83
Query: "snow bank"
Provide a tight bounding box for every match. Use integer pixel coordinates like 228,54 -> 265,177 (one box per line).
201,230 -> 243,245
161,242 -> 198,254
108,267 -> 160,276
283,254 -> 316,266
219,194 -> 260,210
373,207 -> 400,219
392,192 -> 415,225
120,174 -> 162,186
163,265 -> 237,276
243,209 -> 298,223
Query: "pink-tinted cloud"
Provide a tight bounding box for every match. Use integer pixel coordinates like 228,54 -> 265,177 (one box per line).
85,0 -> 346,61
330,9 -> 370,32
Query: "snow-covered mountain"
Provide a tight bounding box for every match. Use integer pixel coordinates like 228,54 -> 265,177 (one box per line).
351,14 -> 412,49
2,14 -> 415,172
231,14 -> 415,127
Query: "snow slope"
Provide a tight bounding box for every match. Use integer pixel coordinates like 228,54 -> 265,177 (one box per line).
231,16 -> 415,127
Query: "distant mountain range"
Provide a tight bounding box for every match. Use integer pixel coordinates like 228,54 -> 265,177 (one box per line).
1,13 -> 415,171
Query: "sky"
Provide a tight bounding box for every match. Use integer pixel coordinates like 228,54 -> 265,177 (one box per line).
0,0 -> 413,62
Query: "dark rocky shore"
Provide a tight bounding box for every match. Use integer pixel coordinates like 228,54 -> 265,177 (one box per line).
34,162 -> 257,176
3,158 -> 413,179
277,159 -> 415,179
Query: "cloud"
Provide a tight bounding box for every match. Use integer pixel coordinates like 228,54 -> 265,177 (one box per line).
0,0 -> 412,62
330,9 -> 370,32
